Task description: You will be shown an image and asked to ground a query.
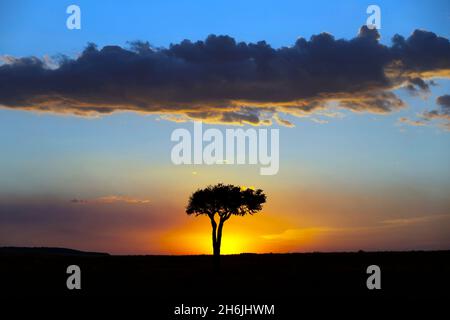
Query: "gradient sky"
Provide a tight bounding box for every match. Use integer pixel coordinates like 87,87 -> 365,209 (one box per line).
0,0 -> 449,254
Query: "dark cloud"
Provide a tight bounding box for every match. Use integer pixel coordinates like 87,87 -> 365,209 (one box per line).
390,30 -> 450,74
437,94 -> 450,110
405,77 -> 430,95
185,107 -> 273,126
338,91 -> 405,114
1,26 -> 449,125
423,95 -> 450,120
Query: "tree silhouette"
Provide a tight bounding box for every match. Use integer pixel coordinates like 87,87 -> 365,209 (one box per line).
186,183 -> 266,261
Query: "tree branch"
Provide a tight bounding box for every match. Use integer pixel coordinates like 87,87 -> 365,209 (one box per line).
223,212 -> 232,221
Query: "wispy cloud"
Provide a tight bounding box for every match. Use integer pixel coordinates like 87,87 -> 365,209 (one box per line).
71,195 -> 151,205
262,214 -> 450,241
399,95 -> 450,131
262,227 -> 334,240
398,117 -> 427,127
381,214 -> 450,226
311,118 -> 329,124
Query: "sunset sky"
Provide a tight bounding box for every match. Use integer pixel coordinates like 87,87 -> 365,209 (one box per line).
0,0 -> 449,254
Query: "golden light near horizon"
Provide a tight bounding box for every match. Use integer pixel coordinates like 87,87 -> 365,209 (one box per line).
162,208 -> 295,255
163,227 -> 258,255
220,234 -> 255,254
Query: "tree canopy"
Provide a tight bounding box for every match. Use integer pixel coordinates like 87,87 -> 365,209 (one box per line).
186,183 -> 266,220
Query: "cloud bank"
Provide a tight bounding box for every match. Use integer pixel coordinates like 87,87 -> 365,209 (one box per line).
1,26 -> 449,126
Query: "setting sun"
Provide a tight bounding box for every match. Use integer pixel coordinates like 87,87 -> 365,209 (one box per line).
220,235 -> 253,254
165,231 -> 254,255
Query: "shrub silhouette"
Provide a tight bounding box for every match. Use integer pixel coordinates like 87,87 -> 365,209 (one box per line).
186,183 -> 266,262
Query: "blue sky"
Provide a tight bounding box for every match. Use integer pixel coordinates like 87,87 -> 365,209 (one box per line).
1,0 -> 449,57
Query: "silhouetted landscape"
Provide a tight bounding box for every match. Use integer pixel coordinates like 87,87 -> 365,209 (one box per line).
2,247 -> 449,301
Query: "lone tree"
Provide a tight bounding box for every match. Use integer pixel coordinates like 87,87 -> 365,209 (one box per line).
186,183 -> 266,259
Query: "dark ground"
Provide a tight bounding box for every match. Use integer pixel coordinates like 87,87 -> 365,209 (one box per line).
1,248 -> 449,316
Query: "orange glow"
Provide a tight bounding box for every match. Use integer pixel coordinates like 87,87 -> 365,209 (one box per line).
79,184 -> 450,255
163,231 -> 256,254
162,211 -> 294,255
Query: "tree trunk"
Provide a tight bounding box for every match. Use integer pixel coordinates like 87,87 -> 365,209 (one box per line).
211,219 -> 217,256
211,216 -> 228,271
210,218 -> 222,271
216,220 -> 225,256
